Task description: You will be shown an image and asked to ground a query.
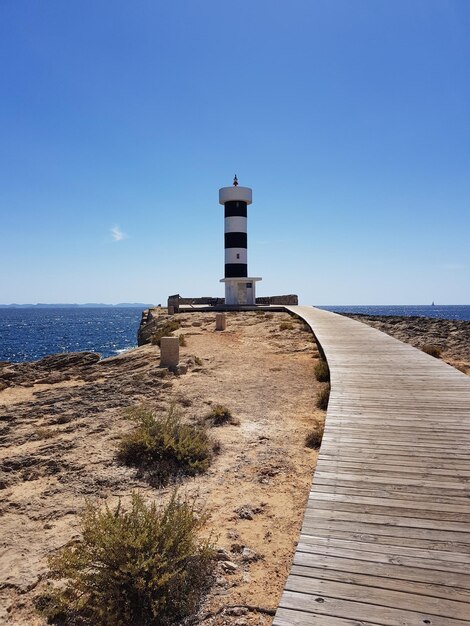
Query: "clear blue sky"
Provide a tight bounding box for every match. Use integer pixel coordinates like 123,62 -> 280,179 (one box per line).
1,1 -> 469,305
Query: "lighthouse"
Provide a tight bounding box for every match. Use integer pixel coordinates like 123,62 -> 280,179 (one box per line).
219,176 -> 262,305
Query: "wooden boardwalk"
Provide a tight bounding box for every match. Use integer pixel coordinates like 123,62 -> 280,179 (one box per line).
274,306 -> 470,626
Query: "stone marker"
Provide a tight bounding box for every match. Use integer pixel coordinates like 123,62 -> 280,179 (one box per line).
215,313 -> 226,331
160,337 -> 179,368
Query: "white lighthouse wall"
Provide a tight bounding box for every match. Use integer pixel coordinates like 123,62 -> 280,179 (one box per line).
219,186 -> 252,205
225,216 -> 247,233
225,248 -> 247,264
224,281 -> 239,305
223,279 -> 257,305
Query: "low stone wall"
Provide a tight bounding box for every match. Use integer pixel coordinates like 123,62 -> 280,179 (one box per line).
168,294 -> 298,310
256,295 -> 298,305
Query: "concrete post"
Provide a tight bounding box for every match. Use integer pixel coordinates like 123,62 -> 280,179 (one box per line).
160,337 -> 179,368
215,313 -> 226,331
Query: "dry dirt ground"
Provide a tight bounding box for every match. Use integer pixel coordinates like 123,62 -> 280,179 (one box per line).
0,311 -> 324,626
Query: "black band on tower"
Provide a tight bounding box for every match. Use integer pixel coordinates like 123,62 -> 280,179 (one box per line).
224,201 -> 247,218
225,263 -> 248,278
225,232 -> 247,248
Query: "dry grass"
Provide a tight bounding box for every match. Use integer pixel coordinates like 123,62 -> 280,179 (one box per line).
204,404 -> 240,427
314,359 -> 330,382
117,406 -> 214,486
421,344 -> 442,358
37,492 -> 214,626
316,384 -> 330,410
305,420 -> 324,450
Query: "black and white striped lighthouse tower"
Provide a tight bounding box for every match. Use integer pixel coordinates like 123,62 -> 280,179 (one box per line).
219,176 -> 262,305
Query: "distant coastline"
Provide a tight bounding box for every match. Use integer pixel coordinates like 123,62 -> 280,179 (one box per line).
0,303 -> 154,309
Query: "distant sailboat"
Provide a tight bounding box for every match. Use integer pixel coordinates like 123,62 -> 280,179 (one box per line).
431,301 -> 435,306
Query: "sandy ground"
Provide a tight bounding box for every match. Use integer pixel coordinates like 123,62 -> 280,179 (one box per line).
0,311 -> 323,625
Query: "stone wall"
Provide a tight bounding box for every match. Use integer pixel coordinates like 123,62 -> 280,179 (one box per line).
255,295 -> 298,305
167,293 -> 298,311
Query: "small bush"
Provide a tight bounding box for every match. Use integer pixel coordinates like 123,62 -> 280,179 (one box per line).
34,427 -> 57,440
38,492 -> 214,626
305,421 -> 324,449
204,404 -> 240,427
422,344 -> 442,358
194,356 -> 203,366
316,384 -> 330,410
151,319 -> 182,346
117,406 -> 213,486
279,321 -> 294,331
179,334 -> 187,347
314,360 -> 330,382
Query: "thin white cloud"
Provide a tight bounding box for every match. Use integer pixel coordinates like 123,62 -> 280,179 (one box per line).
111,225 -> 127,241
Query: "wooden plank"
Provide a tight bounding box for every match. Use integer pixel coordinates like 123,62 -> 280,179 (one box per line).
290,565 -> 470,604
305,507 -> 470,533
293,550 -> 470,588
274,607 -> 380,626
285,574 -> 469,620
279,590 -> 465,626
273,306 -> 470,624
302,513 -> 470,544
311,483 -> 470,503
297,535 -> 470,564
307,498 -> 470,523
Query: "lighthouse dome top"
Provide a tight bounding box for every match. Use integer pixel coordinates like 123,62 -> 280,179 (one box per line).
219,185 -> 252,205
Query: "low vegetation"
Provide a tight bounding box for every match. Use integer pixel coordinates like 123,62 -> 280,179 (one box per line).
33,427 -> 57,440
305,420 -> 325,449
151,319 -> 182,346
117,406 -> 214,486
279,321 -> 294,331
37,492 -> 214,626
314,359 -> 330,382
316,383 -> 330,410
178,333 -> 187,347
204,404 -> 240,427
421,343 -> 442,358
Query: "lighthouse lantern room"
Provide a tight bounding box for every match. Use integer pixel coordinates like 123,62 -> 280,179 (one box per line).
219,176 -> 262,305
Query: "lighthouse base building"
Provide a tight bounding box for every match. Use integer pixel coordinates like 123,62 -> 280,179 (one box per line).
220,276 -> 261,306
219,180 -> 261,306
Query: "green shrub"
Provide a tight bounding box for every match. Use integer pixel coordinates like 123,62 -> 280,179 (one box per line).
314,360 -> 330,382
316,384 -> 330,410
33,427 -> 57,440
421,344 -> 442,358
279,321 -> 294,331
204,404 -> 239,427
178,334 -> 187,347
117,407 -> 213,486
37,492 -> 214,626
305,421 -> 324,449
151,319 -> 182,346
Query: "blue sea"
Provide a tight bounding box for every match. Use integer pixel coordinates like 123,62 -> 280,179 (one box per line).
318,305 -> 470,321
1,305 -> 469,364
0,308 -> 143,363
